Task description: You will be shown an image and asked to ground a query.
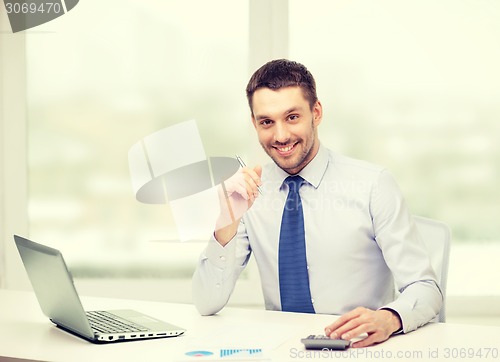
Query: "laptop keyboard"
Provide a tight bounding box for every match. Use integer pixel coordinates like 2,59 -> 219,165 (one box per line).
86,311 -> 149,334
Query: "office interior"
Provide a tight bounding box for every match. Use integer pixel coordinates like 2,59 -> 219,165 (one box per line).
1,0 -> 499,328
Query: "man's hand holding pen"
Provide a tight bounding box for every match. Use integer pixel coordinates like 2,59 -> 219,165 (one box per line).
214,159 -> 262,246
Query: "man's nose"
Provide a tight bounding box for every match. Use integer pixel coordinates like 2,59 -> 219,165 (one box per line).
274,122 -> 290,143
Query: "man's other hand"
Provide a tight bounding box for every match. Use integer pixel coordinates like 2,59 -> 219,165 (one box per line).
324,307 -> 402,348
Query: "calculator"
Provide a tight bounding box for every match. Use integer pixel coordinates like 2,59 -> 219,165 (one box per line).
301,335 -> 351,350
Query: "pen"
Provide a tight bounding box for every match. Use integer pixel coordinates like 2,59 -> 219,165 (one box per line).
235,155 -> 263,195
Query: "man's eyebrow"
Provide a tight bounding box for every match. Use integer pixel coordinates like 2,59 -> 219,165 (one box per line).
254,107 -> 303,121
254,114 -> 271,121
284,107 -> 301,115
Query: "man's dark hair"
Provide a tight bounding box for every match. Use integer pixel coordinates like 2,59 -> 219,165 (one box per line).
246,59 -> 318,114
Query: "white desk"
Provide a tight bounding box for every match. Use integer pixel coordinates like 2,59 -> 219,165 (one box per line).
1,289 -> 499,361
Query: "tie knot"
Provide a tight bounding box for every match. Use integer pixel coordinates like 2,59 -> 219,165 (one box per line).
285,175 -> 304,193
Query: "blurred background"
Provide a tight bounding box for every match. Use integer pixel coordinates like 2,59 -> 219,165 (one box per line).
1,0 -> 499,324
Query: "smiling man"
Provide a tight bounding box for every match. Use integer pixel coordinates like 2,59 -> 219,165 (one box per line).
251,85 -> 320,175
192,59 -> 442,347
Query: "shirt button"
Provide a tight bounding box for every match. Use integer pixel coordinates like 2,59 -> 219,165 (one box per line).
219,256 -> 226,261
311,298 -> 315,304
307,265 -> 310,270
216,283 -> 221,288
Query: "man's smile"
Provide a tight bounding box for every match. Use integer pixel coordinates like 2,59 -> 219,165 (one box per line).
273,142 -> 298,156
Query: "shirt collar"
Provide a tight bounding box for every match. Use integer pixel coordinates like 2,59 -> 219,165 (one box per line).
269,143 -> 329,191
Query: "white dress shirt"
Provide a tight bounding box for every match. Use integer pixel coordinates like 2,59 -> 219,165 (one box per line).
192,144 -> 443,333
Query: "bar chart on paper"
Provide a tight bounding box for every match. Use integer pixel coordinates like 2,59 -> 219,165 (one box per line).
220,348 -> 263,358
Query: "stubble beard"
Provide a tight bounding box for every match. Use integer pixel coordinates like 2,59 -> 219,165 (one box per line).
261,121 -> 317,175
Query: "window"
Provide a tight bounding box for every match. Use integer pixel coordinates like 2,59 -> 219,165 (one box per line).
2,0 -> 498,308
27,0 -> 250,282
289,0 -> 500,296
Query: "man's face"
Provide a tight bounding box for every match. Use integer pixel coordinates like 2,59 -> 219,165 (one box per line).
251,86 -> 322,175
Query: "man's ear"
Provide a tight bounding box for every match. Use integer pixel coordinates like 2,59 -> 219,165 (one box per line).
313,101 -> 323,126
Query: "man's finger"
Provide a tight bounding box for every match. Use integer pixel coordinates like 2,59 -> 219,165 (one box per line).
324,308 -> 365,337
339,323 -> 371,341
243,167 -> 262,190
351,334 -> 380,348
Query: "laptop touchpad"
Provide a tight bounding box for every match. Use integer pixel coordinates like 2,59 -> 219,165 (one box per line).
128,315 -> 159,324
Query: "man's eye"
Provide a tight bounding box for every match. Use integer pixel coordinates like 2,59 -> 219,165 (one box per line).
260,119 -> 273,126
288,114 -> 299,121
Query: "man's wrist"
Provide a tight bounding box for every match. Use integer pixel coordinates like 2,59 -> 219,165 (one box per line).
214,222 -> 239,246
380,308 -> 403,334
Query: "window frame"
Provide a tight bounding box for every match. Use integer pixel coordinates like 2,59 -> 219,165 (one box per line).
0,12 -> 30,290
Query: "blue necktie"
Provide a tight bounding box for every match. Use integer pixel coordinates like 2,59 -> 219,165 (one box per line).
278,176 -> 315,313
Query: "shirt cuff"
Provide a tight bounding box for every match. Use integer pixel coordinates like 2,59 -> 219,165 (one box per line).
204,234 -> 237,269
